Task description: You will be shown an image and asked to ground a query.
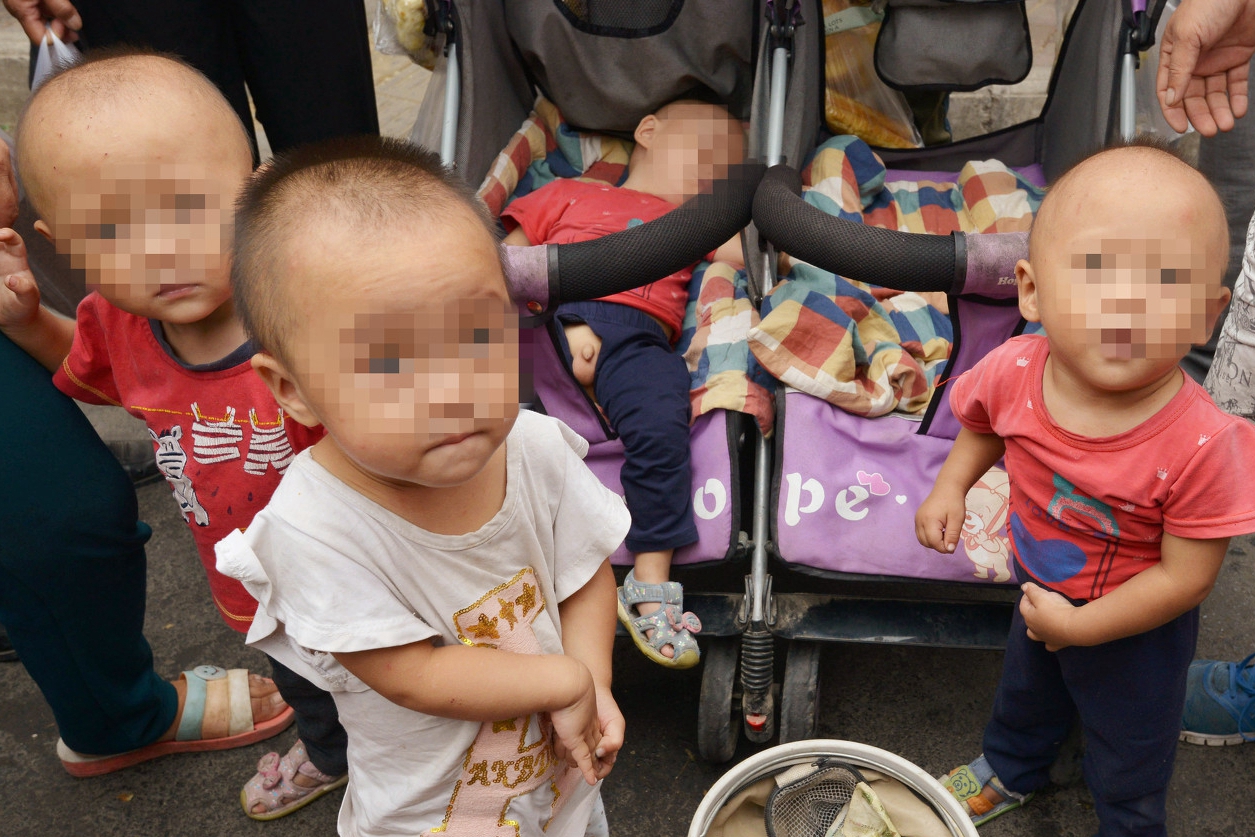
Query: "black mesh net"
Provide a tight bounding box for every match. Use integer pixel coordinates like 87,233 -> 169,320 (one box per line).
765,762 -> 865,837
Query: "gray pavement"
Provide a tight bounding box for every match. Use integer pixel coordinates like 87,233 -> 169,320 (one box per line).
2,477 -> 1254,836
4,1 -> 1255,835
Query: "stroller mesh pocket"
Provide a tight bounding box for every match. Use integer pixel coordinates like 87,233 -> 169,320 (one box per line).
765,760 -> 866,837
555,0 -> 683,35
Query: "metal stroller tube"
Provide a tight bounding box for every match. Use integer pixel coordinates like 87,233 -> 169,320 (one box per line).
503,162 -> 765,311
753,164 -> 1031,298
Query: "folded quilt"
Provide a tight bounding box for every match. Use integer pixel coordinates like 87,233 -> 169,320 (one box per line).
749,134 -> 1044,418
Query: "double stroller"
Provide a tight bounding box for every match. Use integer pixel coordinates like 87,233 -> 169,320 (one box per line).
388,0 -> 1172,769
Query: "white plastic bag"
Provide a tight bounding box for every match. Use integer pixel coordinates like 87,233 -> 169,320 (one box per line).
374,0 -> 443,69
31,28 -> 82,91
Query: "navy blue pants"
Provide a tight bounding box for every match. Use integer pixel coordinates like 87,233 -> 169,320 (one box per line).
556,301 -> 697,553
269,657 -> 348,775
0,332 -> 177,755
984,603 -> 1198,837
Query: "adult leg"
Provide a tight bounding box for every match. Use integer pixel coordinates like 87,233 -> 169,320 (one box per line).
67,0 -> 258,153
0,331 -> 176,755
228,0 -> 379,155
1058,610 -> 1197,837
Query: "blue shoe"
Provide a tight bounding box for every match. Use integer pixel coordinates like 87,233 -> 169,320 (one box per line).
1180,653 -> 1255,745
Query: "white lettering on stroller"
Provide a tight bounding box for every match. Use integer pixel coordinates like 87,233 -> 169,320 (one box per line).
783,473 -> 825,526
693,478 -> 727,520
835,486 -> 870,521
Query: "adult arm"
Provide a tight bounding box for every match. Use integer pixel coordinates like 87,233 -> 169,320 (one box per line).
1,0 -> 81,43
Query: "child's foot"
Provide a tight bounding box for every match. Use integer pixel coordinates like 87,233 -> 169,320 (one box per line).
941,754 -> 1032,826
1180,652 -> 1255,745
57,666 -> 294,777
616,569 -> 702,669
242,739 -> 348,820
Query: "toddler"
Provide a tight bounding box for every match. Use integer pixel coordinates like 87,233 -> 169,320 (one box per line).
502,99 -> 744,668
0,52 -> 347,816
217,136 -> 631,836
915,138 -> 1255,836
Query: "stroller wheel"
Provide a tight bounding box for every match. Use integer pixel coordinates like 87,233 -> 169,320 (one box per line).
698,636 -> 740,763
779,640 -> 822,744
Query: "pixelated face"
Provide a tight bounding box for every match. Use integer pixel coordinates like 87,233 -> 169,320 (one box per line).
1058,237 -> 1213,360
289,216 -> 519,489
652,104 -> 745,197
48,163 -> 236,322
1026,189 -> 1226,392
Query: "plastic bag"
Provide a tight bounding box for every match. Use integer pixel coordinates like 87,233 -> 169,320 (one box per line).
31,28 -> 81,91
374,0 -> 444,70
1135,0 -> 1192,138
823,0 -> 922,149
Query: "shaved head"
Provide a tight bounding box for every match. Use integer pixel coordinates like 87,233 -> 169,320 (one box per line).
16,50 -> 252,218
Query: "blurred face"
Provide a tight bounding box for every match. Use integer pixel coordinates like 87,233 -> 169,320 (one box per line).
282,214 -> 519,489
650,103 -> 745,199
1021,170 -> 1228,393
30,101 -> 250,324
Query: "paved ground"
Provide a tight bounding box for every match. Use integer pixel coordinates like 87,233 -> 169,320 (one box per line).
3,481 -> 1254,837
4,2 -> 1255,836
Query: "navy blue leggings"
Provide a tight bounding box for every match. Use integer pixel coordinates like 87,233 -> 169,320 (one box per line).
556,301 -> 697,553
0,332 -> 176,755
983,602 -> 1198,837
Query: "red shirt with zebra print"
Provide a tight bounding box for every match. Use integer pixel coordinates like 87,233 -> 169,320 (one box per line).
53,292 -> 325,632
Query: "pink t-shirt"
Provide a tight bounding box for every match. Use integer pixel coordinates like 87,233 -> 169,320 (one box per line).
950,334 -> 1255,601
501,178 -> 694,339
53,292 -> 325,631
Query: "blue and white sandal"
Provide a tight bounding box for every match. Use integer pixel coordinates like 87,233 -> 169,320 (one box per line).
617,569 -> 702,669
941,754 -> 1033,826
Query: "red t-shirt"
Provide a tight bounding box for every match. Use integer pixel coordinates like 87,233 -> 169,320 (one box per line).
950,334 -> 1255,601
501,178 -> 694,338
53,293 -> 325,632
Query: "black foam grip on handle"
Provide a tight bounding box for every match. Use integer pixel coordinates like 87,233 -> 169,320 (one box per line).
752,164 -> 961,294
550,162 -> 765,303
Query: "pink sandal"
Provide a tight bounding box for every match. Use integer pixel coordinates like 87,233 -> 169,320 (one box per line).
240,739 -> 347,821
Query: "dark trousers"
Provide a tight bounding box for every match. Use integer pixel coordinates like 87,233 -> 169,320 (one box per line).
63,0 -> 379,158
556,301 -> 698,553
268,657 -> 348,776
984,604 -> 1198,837
0,332 -> 177,755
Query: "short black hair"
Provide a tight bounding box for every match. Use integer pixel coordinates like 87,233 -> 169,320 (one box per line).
232,135 -> 502,362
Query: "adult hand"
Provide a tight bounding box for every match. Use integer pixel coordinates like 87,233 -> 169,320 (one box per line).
2,0 -> 82,45
1158,0 -> 1255,135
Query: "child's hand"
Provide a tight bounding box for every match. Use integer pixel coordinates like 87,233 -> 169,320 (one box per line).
0,228 -> 40,331
590,684 -> 624,780
915,489 -> 966,554
1019,583 -> 1078,651
548,667 -> 602,786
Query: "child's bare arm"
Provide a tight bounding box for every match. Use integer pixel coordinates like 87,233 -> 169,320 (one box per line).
0,228 -> 74,371
712,235 -> 744,267
334,638 -> 603,785
915,427 -> 1006,553
557,560 -> 623,777
1019,533 -> 1228,650
503,227 -> 532,246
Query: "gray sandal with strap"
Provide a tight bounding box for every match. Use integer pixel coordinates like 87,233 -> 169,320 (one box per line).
617,569 -> 702,669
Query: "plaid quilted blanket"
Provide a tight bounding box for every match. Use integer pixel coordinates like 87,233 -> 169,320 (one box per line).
748,134 -> 1045,418
477,98 -> 776,434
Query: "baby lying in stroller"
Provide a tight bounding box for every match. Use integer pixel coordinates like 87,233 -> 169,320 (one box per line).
503,100 -> 744,669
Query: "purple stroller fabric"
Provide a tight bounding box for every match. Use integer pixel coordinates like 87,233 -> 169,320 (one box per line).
522,321 -> 736,567
773,298 -> 1025,584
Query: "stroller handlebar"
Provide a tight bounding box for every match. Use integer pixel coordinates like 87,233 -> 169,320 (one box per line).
752,164 -> 1027,299
503,163 -> 765,311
